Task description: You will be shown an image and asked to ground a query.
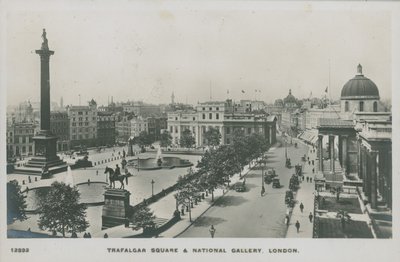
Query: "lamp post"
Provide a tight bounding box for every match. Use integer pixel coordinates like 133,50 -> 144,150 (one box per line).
151,179 -> 155,197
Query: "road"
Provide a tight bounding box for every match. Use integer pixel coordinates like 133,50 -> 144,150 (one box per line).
179,139 -> 308,238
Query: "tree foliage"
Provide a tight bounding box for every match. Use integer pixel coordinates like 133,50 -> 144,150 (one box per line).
204,127 -> 221,147
160,131 -> 172,148
133,131 -> 153,148
38,182 -> 89,237
179,129 -> 196,148
7,180 -> 27,224
130,206 -> 156,231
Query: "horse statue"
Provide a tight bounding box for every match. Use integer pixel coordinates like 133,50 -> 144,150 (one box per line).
104,166 -> 131,189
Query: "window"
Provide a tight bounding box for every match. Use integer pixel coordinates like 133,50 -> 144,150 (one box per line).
209,107 -> 212,111
227,138 -> 230,144
202,107 -> 205,111
345,101 -> 349,112
170,126 -> 173,133
359,101 -> 364,112
175,117 -> 178,121
226,127 -> 231,134
248,128 -> 252,134
193,117 -> 195,121
216,113 -> 219,120
373,101 -> 378,112
209,113 -> 212,119
216,107 -> 219,111
202,114 -> 205,120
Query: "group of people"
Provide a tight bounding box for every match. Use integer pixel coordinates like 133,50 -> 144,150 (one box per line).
293,202 -> 314,233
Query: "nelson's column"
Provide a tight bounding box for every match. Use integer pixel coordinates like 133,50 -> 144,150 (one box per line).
15,29 -> 67,176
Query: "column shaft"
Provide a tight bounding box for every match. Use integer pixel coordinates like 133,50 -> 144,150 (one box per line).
370,151 -> 378,209
329,135 -> 335,173
318,135 -> 323,172
342,136 -> 348,175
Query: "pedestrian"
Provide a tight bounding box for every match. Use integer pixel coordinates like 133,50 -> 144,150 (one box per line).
310,177 -> 313,183
312,168 -> 315,174
96,170 -> 98,176
87,232 -> 92,238
306,177 -> 309,182
285,215 -> 290,226
104,233 -> 109,238
308,160 -> 311,165
309,212 -> 313,222
209,225 -> 216,238
261,186 -> 265,196
83,232 -> 88,238
300,202 -> 304,212
295,220 -> 300,233
312,160 -> 314,165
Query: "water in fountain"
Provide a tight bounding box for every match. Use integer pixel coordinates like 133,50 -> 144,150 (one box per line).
155,145 -> 163,163
65,166 -> 74,187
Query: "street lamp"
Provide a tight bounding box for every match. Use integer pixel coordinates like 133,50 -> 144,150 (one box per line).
151,179 -> 155,196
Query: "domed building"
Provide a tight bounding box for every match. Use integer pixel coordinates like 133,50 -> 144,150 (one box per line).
283,89 -> 298,109
341,64 -> 381,114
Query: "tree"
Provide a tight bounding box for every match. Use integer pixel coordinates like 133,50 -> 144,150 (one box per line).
204,127 -> 221,148
137,131 -> 153,148
175,182 -> 199,222
38,182 -> 89,237
179,129 -> 195,149
130,206 -> 156,233
160,131 -> 172,149
7,180 -> 27,224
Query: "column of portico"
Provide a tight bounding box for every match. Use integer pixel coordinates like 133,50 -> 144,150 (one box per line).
357,138 -> 362,180
387,150 -> 392,208
338,136 -> 342,167
363,146 -> 369,196
369,150 -> 378,209
341,135 -> 348,175
318,134 -> 324,172
329,135 -> 335,174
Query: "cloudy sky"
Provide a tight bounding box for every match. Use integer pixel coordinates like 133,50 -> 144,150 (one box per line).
3,1 -> 393,107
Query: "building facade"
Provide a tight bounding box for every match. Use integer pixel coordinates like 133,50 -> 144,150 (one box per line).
67,99 -> 98,148
7,121 -> 38,158
97,111 -> 116,146
50,111 -> 70,151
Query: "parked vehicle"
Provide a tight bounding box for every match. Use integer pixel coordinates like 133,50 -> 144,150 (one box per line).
272,178 -> 281,188
234,182 -> 246,192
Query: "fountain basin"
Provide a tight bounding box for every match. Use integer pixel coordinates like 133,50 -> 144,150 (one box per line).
127,156 -> 193,171
24,182 -> 108,212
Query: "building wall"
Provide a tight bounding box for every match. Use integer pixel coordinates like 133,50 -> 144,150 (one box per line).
341,99 -> 381,114
130,117 -> 148,138
50,111 -> 70,151
67,103 -> 98,148
97,113 -> 116,146
7,122 -> 38,157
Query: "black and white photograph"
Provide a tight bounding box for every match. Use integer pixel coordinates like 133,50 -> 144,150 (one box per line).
1,0 -> 399,261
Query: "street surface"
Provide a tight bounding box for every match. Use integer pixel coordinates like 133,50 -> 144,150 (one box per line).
179,140 -> 309,238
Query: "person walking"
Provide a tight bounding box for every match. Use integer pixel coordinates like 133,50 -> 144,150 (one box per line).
310,177 -> 313,183
295,220 -> 300,233
261,186 -> 265,197
309,212 -> 313,222
209,225 -> 216,238
306,177 -> 309,182
300,202 -> 304,213
312,168 -> 315,174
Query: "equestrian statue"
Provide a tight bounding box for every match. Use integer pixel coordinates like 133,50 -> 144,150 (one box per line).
104,164 -> 131,189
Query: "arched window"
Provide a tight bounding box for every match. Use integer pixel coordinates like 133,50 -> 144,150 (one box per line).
359,101 -> 364,112
345,101 -> 349,112
373,101 -> 378,112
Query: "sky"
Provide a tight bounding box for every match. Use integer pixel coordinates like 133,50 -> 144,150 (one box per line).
3,1 -> 393,107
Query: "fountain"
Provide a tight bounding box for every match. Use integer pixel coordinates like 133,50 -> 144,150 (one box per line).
156,145 -> 163,167
65,166 -> 74,187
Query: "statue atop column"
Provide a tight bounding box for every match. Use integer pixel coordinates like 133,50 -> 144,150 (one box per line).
41,28 -> 49,50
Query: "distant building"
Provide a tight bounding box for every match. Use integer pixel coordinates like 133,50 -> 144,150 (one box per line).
97,111 -> 116,146
7,122 -> 38,157
67,99 -> 98,148
115,113 -> 134,142
50,111 -> 70,151
147,117 -> 168,141
130,116 -> 148,138
167,99 -> 277,148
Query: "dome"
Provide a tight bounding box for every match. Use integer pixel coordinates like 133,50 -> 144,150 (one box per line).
341,64 -> 380,100
284,89 -> 297,104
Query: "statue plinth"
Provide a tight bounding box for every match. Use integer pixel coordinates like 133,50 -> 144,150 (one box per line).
102,189 -> 131,229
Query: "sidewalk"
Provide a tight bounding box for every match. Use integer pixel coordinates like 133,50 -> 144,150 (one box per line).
286,140 -> 316,238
